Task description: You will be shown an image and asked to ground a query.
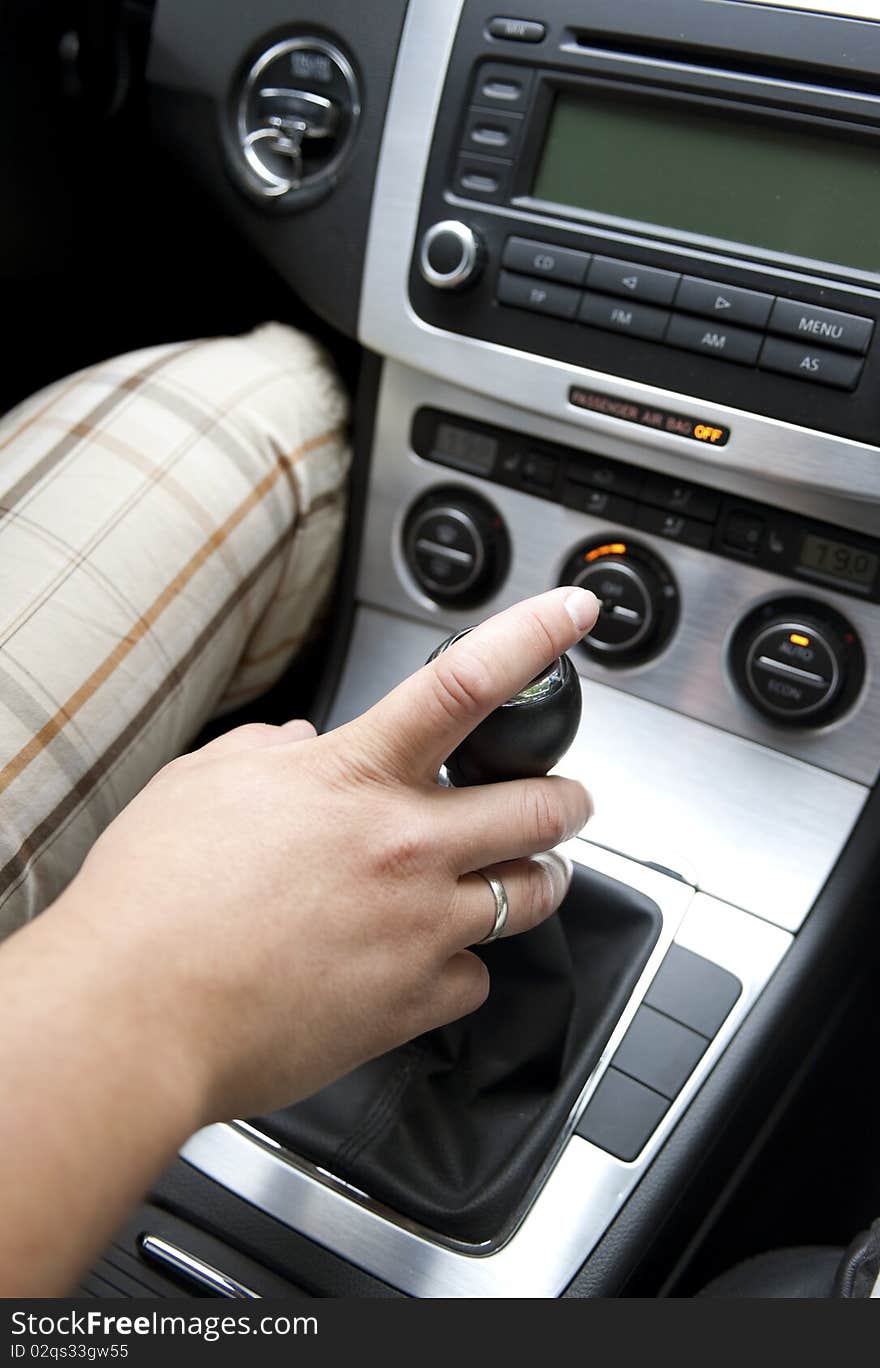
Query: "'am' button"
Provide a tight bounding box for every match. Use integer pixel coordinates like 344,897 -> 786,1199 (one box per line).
769,298 -> 874,355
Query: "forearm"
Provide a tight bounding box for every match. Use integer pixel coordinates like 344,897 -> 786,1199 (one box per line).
0,882 -> 206,1296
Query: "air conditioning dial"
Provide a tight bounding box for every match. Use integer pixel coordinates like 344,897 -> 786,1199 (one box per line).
403,488 -> 509,607
560,538 -> 679,665
731,597 -> 864,726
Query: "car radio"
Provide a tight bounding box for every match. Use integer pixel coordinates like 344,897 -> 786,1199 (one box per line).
409,13 -> 880,445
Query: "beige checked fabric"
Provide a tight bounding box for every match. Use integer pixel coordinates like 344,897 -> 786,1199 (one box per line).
0,323 -> 350,937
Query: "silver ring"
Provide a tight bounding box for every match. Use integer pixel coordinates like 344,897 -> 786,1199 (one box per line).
475,872 -> 509,945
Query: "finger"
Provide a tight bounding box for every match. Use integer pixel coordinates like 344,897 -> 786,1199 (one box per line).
413,950 -> 491,1036
351,586 -> 598,780
454,852 -> 573,948
423,774 -> 593,874
190,718 -> 317,760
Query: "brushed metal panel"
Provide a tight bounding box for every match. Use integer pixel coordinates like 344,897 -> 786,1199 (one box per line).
355,361 -> 880,786
327,605 -> 866,931
359,0 -> 880,505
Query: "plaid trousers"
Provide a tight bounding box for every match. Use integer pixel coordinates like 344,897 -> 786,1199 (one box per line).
0,323 -> 350,936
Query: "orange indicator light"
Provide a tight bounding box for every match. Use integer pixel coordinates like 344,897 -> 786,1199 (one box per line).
790,633 -> 811,647
585,542 -> 627,562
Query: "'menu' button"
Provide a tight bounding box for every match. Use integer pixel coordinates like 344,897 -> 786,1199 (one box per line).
768,298 -> 873,355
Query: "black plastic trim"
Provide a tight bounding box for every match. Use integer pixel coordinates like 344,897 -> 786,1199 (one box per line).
563,776 -> 880,1297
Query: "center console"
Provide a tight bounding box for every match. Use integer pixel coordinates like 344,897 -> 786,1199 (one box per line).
154,0 -> 880,1297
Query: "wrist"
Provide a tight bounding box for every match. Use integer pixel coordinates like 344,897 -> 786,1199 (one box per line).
44,872 -> 215,1143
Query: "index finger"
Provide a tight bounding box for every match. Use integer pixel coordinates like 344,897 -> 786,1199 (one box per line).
353,586 -> 599,781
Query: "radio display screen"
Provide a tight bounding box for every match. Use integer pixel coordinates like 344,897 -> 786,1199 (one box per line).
532,89 -> 880,275
798,533 -> 878,589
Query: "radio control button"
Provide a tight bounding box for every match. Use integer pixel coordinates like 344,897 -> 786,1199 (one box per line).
768,298 -> 873,355
666,314 -> 762,365
419,221 -> 483,290
497,269 -> 581,319
462,110 -> 522,158
453,155 -> 510,201
472,62 -> 534,111
502,236 -> 590,285
759,336 -> 864,389
487,17 -> 546,42
674,276 -> 773,329
587,256 -> 680,305
579,291 -> 669,340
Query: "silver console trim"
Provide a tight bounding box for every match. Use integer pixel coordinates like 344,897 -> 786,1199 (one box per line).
181,848 -> 790,1298
358,0 -> 880,504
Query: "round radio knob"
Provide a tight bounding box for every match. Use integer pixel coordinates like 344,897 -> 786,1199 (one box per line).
560,539 -> 678,665
419,220 -> 483,290
731,598 -> 864,727
403,489 -> 509,607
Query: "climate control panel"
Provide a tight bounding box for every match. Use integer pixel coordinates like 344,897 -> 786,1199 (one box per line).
362,363 -> 880,785
396,407 -> 876,749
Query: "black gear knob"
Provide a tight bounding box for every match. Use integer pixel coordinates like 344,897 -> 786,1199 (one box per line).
428,629 -> 582,786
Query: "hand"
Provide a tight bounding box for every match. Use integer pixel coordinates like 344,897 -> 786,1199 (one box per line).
59,587 -> 599,1123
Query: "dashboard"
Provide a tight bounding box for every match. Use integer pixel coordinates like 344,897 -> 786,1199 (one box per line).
141,0 -> 880,1298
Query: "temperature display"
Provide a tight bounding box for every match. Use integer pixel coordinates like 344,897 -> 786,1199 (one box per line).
799,534 -> 878,590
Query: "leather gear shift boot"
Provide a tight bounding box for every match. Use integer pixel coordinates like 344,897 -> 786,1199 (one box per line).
256,864 -> 661,1244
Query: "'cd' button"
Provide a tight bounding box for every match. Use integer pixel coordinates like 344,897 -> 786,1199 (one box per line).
502,236 -> 590,285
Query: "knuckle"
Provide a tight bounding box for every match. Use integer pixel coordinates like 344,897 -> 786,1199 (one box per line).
235,722 -> 275,744
429,650 -> 493,727
519,605 -> 561,665
521,781 -> 568,850
524,859 -> 557,926
371,816 -> 428,881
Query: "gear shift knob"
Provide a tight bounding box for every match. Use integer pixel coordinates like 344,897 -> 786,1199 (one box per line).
428,629 -> 582,786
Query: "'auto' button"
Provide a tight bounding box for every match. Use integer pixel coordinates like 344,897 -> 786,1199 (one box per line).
745,621 -> 841,720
